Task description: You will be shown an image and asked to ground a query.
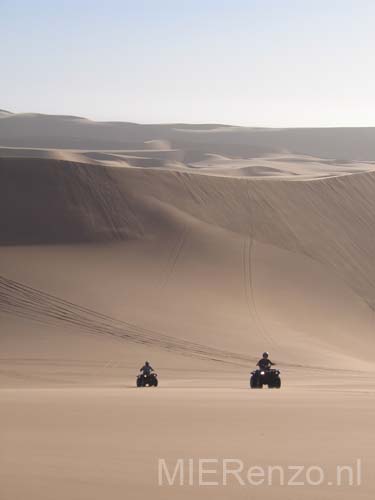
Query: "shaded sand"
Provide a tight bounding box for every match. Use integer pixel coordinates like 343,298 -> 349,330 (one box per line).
1,114 -> 375,499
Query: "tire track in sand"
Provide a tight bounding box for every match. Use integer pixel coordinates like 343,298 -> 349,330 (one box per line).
243,186 -> 277,347
0,275 -> 253,367
159,225 -> 189,289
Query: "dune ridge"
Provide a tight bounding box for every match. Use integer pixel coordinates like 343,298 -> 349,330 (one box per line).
2,111 -> 375,160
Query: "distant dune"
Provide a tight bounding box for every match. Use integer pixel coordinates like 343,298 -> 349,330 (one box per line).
2,110 -> 375,160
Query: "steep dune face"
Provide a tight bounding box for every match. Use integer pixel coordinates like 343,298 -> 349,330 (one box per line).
0,158 -> 143,244
0,152 -> 374,379
118,167 -> 375,308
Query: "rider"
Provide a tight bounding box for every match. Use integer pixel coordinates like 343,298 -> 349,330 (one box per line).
256,352 -> 275,371
140,361 -> 154,376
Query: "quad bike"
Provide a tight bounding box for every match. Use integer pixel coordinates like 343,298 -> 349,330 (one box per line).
136,372 -> 158,387
250,368 -> 281,389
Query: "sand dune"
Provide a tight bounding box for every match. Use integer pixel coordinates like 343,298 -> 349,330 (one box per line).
2,111 -> 375,160
1,114 -> 375,499
1,145 -> 374,368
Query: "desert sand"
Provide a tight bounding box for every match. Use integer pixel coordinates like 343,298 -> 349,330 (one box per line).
1,112 -> 375,499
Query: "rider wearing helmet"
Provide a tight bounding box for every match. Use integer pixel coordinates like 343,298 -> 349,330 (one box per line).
256,352 -> 275,371
140,361 -> 154,376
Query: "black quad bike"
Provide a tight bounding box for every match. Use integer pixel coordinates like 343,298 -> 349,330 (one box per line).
250,369 -> 281,389
136,372 -> 158,387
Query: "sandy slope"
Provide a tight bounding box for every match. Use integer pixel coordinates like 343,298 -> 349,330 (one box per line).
1,114 -> 375,499
1,154 -> 375,369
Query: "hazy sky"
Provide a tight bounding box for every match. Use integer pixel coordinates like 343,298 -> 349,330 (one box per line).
1,0 -> 374,126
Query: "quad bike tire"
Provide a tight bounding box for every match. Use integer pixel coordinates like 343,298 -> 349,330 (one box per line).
250,376 -> 262,389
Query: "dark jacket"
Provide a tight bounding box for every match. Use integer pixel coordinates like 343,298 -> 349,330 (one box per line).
140,364 -> 153,375
256,358 -> 274,370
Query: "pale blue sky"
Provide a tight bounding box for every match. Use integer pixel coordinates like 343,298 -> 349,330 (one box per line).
1,0 -> 374,126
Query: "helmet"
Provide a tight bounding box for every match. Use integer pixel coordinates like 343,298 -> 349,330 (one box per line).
145,361 -> 149,366
262,352 -> 269,358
